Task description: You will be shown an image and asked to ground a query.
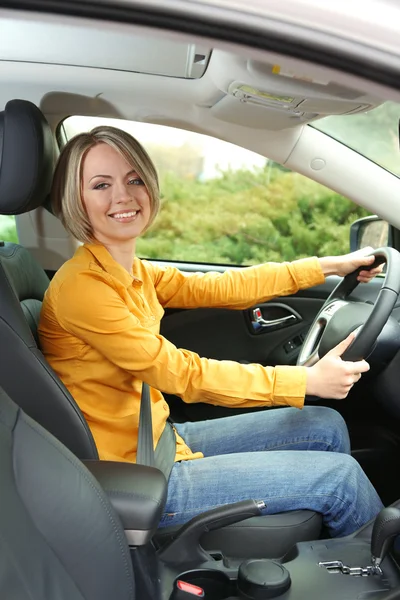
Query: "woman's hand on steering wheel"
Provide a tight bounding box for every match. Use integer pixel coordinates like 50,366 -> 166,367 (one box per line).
305,332 -> 370,400
319,246 -> 384,282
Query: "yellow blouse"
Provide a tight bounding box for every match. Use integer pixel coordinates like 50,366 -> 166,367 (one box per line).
38,244 -> 325,463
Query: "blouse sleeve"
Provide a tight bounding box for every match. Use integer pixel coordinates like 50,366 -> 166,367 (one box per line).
55,269 -> 308,409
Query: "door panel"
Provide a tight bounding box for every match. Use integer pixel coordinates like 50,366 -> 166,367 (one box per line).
161,295 -> 325,422
159,262 -> 390,422
161,298 -> 324,368
159,265 -> 348,421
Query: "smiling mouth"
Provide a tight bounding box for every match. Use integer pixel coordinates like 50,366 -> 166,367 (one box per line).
109,210 -> 139,221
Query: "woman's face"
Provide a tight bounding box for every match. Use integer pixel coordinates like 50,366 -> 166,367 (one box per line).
81,142 -> 151,246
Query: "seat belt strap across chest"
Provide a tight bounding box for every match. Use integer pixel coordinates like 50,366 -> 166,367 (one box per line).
136,382 -> 155,467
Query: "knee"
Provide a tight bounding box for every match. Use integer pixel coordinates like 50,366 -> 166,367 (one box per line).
305,406 -> 350,453
333,454 -> 374,497
316,406 -> 347,429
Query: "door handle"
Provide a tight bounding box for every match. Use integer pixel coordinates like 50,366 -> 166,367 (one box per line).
252,308 -> 296,329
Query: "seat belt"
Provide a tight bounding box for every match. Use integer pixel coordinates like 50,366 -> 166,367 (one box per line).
136,382 -> 155,467
136,382 -> 177,480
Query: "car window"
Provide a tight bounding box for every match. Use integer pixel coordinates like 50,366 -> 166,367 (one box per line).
62,116 -> 370,266
314,101 -> 400,177
0,216 -> 18,242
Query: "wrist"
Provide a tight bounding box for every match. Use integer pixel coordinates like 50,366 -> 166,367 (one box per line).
305,366 -> 318,396
318,256 -> 339,277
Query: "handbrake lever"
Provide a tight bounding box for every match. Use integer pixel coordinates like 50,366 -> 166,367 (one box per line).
158,499 -> 265,565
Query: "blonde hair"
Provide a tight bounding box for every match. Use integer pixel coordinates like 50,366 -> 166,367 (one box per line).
51,125 -> 160,243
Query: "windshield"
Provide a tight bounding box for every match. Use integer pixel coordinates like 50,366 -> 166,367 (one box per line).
313,101 -> 400,177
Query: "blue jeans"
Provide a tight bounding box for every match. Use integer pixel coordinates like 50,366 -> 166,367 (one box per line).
160,406 -> 383,537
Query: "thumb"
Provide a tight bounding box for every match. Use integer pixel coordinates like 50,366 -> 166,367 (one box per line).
326,332 -> 356,358
357,254 -> 375,267
352,247 -> 375,267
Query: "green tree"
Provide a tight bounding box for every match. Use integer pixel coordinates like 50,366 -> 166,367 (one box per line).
315,102 -> 400,175
0,216 -> 18,243
137,164 -> 370,265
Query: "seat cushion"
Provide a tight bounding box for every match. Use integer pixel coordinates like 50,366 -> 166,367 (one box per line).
155,510 -> 322,559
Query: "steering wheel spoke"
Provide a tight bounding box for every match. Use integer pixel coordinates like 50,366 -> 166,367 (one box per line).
298,300 -> 348,366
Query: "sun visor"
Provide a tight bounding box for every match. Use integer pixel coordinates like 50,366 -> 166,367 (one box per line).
0,17 -> 211,79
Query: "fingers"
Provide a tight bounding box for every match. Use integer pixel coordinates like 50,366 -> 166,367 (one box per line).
357,275 -> 376,283
358,266 -> 382,276
352,252 -> 375,269
332,381 -> 355,400
327,332 -> 356,357
346,358 -> 370,374
334,368 -> 366,399
342,368 -> 366,387
357,264 -> 384,283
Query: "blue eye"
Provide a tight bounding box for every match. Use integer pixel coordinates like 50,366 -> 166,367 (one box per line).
129,177 -> 144,186
93,182 -> 109,190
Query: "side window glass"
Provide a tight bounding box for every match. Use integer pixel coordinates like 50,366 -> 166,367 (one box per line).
0,216 -> 18,242
62,117 -> 370,266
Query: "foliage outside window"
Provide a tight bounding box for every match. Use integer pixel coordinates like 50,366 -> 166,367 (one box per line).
315,101 -> 400,177
0,216 -> 18,242
62,117 -> 369,266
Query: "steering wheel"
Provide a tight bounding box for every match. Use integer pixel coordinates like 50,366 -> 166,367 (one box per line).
297,247 -> 400,367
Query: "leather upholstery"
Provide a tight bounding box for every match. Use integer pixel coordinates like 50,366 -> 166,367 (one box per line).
0,386 -> 135,600
0,242 -> 98,459
0,241 -> 50,342
202,510 -> 322,558
0,99 -> 54,214
83,460 -> 167,536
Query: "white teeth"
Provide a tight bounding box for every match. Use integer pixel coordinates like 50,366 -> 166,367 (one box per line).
111,211 -> 138,219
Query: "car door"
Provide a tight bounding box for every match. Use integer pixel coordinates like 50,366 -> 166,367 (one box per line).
159,265 -> 386,422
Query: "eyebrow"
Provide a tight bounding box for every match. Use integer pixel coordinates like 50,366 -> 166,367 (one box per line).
89,169 -> 138,183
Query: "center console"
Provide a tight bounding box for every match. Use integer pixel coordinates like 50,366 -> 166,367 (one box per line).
164,535 -> 400,599
161,506 -> 400,600
84,459 -> 400,600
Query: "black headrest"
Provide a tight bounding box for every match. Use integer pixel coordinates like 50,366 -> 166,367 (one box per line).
0,99 -> 54,215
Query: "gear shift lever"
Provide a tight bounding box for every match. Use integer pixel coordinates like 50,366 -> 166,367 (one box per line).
371,507 -> 400,569
319,507 -> 400,578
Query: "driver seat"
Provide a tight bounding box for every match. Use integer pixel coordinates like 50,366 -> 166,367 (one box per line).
0,99 -> 322,558
0,384 -> 138,600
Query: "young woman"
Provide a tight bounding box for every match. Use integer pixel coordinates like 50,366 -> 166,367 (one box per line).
39,126 -> 383,537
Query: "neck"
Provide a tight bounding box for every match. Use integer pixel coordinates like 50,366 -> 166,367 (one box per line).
102,239 -> 136,275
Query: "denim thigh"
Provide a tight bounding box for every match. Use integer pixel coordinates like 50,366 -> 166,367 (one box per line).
161,407 -> 382,536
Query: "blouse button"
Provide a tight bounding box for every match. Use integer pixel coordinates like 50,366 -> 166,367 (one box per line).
163,403 -> 169,411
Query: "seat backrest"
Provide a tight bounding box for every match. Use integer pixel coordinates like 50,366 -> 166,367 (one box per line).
0,240 -> 50,343
0,99 -> 98,459
0,386 -> 135,600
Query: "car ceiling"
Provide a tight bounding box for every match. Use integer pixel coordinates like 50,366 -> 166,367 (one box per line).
1,5 -> 400,269
0,11 -> 383,137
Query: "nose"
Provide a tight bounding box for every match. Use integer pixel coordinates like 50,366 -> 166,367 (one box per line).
114,180 -> 131,203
